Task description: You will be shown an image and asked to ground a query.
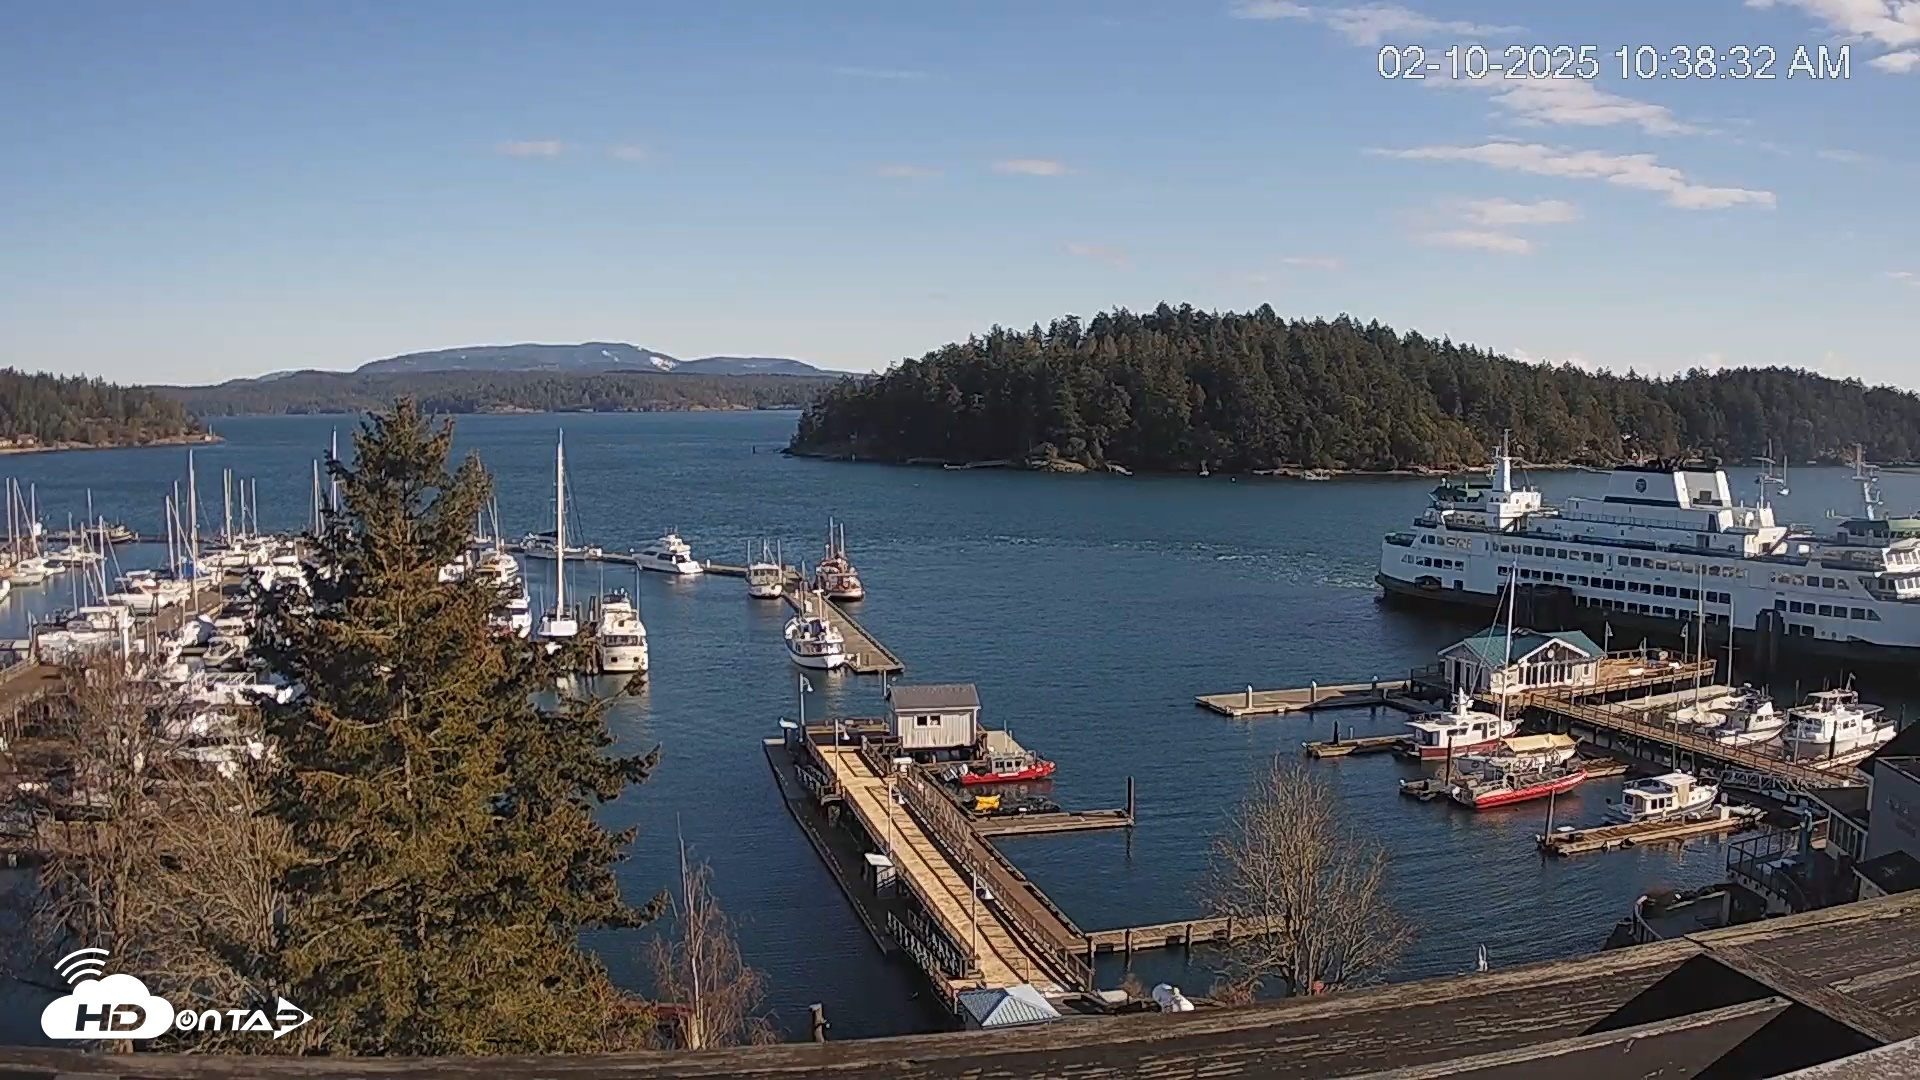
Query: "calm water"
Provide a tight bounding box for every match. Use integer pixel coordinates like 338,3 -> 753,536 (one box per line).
5,413 -> 1918,1042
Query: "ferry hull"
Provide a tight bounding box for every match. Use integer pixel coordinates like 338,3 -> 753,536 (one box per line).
1376,573 -> 1920,673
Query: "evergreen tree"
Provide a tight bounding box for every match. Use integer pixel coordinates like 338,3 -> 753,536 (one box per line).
253,399 -> 660,1054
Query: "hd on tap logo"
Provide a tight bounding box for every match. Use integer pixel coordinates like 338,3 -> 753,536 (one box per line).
39,948 -> 311,1041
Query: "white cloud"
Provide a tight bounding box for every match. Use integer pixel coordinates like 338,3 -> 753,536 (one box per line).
1231,2 -> 1521,45
833,66 -> 928,80
1420,229 -> 1533,254
1376,141 -> 1776,210
1067,243 -> 1132,268
608,144 -> 647,162
1747,1 -> 1920,71
993,158 -> 1070,176
495,140 -> 565,158
1450,78 -> 1694,136
1279,254 -> 1346,270
1888,270 -> 1920,287
1460,198 -> 1579,226
1817,147 -> 1871,162
876,164 -> 941,178
1869,48 -> 1920,70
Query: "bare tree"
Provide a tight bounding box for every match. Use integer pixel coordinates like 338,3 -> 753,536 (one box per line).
646,841 -> 775,1049
1202,757 -> 1414,998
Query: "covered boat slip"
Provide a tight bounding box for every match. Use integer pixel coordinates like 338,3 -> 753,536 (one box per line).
7,891 -> 1918,1078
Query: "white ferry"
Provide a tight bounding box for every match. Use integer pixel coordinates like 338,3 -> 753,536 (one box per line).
1377,440 -> 1920,667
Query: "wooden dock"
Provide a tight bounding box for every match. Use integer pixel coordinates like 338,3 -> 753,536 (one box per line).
1538,806 -> 1767,857
1196,679 -> 1411,719
1533,694 -> 1858,795
1083,916 -> 1284,957
1303,734 -> 1407,758
783,586 -> 903,675
974,808 -> 1132,837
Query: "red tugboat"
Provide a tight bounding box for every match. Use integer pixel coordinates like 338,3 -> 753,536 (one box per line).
1447,760 -> 1587,810
949,731 -> 1056,786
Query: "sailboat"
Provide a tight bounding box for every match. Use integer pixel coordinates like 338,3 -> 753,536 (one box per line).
533,434 -> 580,651
812,519 -> 865,602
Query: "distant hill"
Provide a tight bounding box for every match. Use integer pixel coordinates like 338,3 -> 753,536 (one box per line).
352,342 -> 843,377
154,368 -> 835,417
2,368 -> 211,451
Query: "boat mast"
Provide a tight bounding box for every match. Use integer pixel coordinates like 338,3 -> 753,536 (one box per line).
187,450 -> 200,603
329,429 -> 341,513
554,432 -> 567,617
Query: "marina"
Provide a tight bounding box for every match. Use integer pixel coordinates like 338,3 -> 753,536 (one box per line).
781,584 -> 903,675
1539,805 -> 1768,858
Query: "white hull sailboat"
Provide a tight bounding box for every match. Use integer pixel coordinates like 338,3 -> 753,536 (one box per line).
533,434 -> 581,653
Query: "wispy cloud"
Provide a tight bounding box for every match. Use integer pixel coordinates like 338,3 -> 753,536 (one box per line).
1067,243 -> 1132,268
833,66 -> 928,80
1420,230 -> 1533,254
608,144 -> 648,162
876,164 -> 941,178
1376,141 -> 1776,210
1279,254 -> 1346,271
1817,147 -> 1871,163
1889,270 -> 1920,287
1231,2 -> 1521,45
1746,1 -> 1920,69
1460,198 -> 1579,227
1445,77 -> 1694,136
495,140 -> 565,158
993,158 -> 1070,176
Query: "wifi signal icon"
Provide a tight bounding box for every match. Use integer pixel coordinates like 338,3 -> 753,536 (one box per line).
54,948 -> 110,985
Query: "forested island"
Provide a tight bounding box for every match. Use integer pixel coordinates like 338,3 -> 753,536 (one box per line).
0,368 -> 212,452
790,305 -> 1920,473
158,369 -> 833,417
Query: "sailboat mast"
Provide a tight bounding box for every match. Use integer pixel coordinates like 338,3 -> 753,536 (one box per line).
1497,562 -> 1517,724
329,429 -> 341,512
165,495 -> 176,572
311,460 -> 322,532
187,451 -> 200,564
223,469 -> 233,546
555,434 -> 567,614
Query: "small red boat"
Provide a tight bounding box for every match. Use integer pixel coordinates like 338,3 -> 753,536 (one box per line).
957,757 -> 1056,786
1448,765 -> 1587,810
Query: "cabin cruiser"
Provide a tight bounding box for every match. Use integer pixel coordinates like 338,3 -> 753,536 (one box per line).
784,597 -> 847,670
637,532 -> 703,576
1404,689 -> 1519,760
520,530 -> 603,561
746,541 -> 785,599
591,590 -> 649,677
1780,688 -> 1895,760
1706,687 -> 1786,746
1378,438 -> 1920,666
1606,772 -> 1720,824
812,520 -> 865,602
491,587 -> 534,639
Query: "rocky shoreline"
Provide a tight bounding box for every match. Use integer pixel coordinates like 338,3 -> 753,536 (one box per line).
0,431 -> 222,456
783,444 -> 1604,478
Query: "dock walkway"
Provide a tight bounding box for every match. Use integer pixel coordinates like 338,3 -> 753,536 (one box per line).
1196,680 -> 1411,719
783,587 -> 903,675
1533,694 -> 1856,793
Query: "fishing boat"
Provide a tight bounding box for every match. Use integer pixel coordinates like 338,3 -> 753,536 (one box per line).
746,541 -> 785,599
636,532 -> 703,576
784,593 -> 846,670
591,590 -> 649,677
1447,761 -> 1588,810
1605,771 -> 1720,824
533,435 -> 581,651
1404,689 -> 1519,760
1706,687 -> 1786,746
1780,687 -> 1895,760
812,519 -> 865,602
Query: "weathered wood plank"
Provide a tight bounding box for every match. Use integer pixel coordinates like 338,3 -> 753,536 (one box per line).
1706,944 -> 1913,1045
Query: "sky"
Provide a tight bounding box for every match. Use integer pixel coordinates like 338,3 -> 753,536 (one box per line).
1,0 -> 1917,387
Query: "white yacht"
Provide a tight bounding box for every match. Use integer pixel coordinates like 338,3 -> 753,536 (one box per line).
746,541 -> 785,599
1377,438 -> 1920,666
533,435 -> 581,652
1606,772 -> 1720,824
591,590 -> 649,677
1403,689 -> 1519,761
784,595 -> 847,670
491,588 -> 534,639
1780,688 -> 1895,760
1706,686 -> 1786,746
637,532 -> 703,576
519,531 -> 603,561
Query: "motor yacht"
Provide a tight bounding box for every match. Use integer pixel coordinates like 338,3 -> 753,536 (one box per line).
1781,687 -> 1895,760
1404,689 -> 1519,760
1706,686 -> 1786,746
746,541 -> 785,599
784,595 -> 846,670
591,590 -> 649,677
637,532 -> 703,575
1606,771 -> 1720,824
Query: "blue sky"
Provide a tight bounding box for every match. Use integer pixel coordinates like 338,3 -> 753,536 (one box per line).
1,0 -> 1916,386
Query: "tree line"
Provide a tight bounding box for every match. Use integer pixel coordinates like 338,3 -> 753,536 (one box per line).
161,370 -> 832,417
790,304 -> 1920,472
0,368 -> 206,448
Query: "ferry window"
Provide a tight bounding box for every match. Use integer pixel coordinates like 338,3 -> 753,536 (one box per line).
1788,601 -> 1802,613
1775,600 -> 1786,611
1821,577 -> 1835,588
1819,604 -> 1834,617
1870,610 -> 1882,621
1851,608 -> 1866,619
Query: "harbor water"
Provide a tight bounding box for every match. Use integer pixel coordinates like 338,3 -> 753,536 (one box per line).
4,412 -> 1917,1042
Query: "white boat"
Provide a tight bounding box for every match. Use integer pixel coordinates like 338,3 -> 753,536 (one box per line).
1706,687 -> 1786,746
491,588 -> 534,639
1404,689 -> 1520,760
812,519 -> 865,601
519,531 -> 603,561
1606,771 -> 1720,824
746,541 -> 785,599
591,590 -> 649,677
1468,732 -> 1578,772
0,577 -> 9,604
784,595 -> 846,670
7,556 -> 52,586
1780,687 -> 1895,760
1376,437 -> 1920,666
637,532 -> 703,576
533,435 -> 581,651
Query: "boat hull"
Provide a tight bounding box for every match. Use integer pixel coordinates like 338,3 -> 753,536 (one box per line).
1407,737 -> 1503,761
1453,769 -> 1587,810
1604,792 -> 1719,825
788,649 -> 847,671
594,646 -> 649,676
640,560 -> 703,576
822,588 -> 865,602
959,762 -> 1057,786
748,584 -> 784,599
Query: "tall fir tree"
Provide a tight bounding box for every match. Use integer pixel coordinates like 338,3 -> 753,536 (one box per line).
253,399 -> 660,1054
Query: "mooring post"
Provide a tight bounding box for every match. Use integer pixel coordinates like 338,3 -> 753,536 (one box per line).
809,1003 -> 829,1042
1310,680 -> 1318,707
1126,776 -> 1136,822
1245,684 -> 1254,709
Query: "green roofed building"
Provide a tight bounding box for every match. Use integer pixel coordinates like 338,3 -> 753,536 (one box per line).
1440,627 -> 1603,697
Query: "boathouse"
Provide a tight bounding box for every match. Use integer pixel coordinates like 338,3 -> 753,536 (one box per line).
886,682 -> 981,752
955,983 -> 1061,1030
1439,627 -> 1602,696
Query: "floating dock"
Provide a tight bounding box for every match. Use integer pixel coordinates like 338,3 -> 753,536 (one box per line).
783,586 -> 903,675
1196,679 -> 1412,719
974,808 -> 1134,837
1538,806 -> 1767,857
1303,734 -> 1408,758
1533,693 -> 1861,795
1083,916 -> 1284,957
